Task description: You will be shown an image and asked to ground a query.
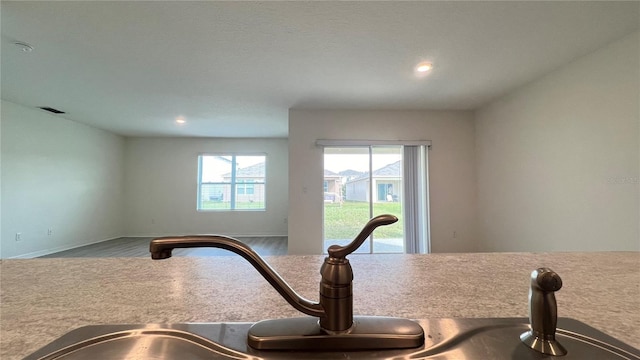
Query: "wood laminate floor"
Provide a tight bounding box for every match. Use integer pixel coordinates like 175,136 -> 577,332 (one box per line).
39,236 -> 288,258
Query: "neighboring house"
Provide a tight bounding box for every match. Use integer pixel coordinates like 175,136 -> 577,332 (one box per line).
338,169 -> 365,183
323,169 -> 342,203
220,162 -> 266,203
345,161 -> 402,202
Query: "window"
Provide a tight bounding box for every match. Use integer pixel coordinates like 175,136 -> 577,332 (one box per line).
197,154 -> 266,210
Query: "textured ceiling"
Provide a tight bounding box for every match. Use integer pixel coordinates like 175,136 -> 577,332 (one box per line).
2,1 -> 638,138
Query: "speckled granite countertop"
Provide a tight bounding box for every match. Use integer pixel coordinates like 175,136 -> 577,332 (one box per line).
1,252 -> 638,359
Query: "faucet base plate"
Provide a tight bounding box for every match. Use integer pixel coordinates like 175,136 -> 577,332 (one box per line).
520,330 -> 568,356
248,316 -> 424,350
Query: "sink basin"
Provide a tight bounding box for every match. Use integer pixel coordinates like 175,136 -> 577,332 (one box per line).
25,318 -> 640,359
23,324 -> 253,360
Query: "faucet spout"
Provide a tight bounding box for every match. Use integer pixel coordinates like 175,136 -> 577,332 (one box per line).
150,235 -> 325,318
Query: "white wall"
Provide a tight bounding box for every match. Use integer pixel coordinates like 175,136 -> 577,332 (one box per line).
124,137 -> 288,237
289,110 -> 476,254
475,31 -> 640,252
1,100 -> 125,258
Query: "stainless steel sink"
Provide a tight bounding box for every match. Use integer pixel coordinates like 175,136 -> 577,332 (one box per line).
23,324 -> 254,360
24,318 -> 640,360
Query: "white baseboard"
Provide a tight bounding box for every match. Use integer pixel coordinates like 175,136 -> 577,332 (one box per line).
8,236 -> 122,259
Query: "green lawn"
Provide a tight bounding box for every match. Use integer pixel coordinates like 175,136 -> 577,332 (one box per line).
199,200 -> 401,239
200,201 -> 265,210
324,201 -> 402,239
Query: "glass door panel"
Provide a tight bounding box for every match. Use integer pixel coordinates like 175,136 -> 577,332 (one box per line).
323,147 -> 371,253
371,146 -> 403,253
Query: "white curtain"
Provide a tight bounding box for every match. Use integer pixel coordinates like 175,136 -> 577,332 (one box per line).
403,145 -> 430,254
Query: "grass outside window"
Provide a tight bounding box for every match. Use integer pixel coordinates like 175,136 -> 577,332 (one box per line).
200,200 -> 265,210
324,201 -> 402,239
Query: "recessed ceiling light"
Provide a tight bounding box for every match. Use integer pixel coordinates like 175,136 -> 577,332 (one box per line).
416,62 -> 433,73
175,116 -> 186,124
13,41 -> 34,52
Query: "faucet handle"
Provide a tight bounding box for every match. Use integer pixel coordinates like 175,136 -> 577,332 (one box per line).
535,268 -> 563,292
327,214 -> 398,259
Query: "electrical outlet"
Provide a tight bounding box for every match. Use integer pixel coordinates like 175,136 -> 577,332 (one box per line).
15,233 -> 22,241
453,231 -> 457,238
47,228 -> 53,236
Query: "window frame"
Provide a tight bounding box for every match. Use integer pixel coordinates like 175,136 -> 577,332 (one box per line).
197,153 -> 266,211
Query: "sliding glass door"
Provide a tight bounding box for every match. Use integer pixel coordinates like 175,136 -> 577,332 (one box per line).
323,146 -> 405,253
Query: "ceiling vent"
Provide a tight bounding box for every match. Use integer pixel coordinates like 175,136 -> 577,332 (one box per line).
39,107 -> 66,114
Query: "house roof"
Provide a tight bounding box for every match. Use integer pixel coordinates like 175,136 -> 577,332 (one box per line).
324,169 -> 340,177
223,162 -> 265,178
348,161 -> 401,182
339,169 -> 365,177
373,161 -> 401,177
